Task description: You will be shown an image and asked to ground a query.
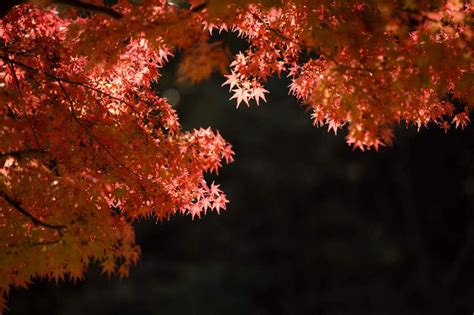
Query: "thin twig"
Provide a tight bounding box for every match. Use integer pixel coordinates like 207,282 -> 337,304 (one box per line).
0,0 -> 123,19
0,190 -> 66,230
152,0 -> 208,26
7,61 -> 43,150
52,0 -> 123,19
57,80 -> 151,195
191,1 -> 208,13
6,239 -> 62,249
251,12 -> 376,75
0,149 -> 43,158
0,55 -> 140,116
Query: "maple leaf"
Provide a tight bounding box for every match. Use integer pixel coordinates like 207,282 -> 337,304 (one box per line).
51,269 -> 66,284
452,112 -> 470,130
326,120 -> 342,135
100,260 -> 115,277
222,71 -> 240,92
68,262 -> 85,283
251,85 -> 269,106
209,182 -> 221,196
230,86 -> 251,108
213,194 -> 229,214
188,204 -> 202,220
200,198 -> 212,214
117,265 -> 130,279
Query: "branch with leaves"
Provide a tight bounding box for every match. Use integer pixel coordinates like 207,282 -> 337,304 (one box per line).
0,0 -> 123,19
0,0 -> 471,311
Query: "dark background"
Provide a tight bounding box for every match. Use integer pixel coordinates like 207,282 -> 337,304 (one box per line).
7,41 -> 474,314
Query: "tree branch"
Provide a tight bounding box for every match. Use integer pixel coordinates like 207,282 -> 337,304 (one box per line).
7,61 -> 43,150
0,55 -> 140,116
251,12 -> 377,75
58,80 -> 138,176
0,54 -> 156,196
0,0 -> 123,19
0,190 -> 66,230
0,149 -> 43,158
6,239 -> 62,249
27,238 -> 62,247
56,80 -> 152,196
190,1 -> 207,13
52,0 -> 123,19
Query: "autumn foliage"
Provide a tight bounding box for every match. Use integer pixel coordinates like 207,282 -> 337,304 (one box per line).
0,0 -> 472,311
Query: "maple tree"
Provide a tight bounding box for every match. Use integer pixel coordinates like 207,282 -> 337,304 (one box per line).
0,0 -> 472,311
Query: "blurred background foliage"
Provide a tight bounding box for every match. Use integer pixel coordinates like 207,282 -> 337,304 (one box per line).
7,35 -> 474,314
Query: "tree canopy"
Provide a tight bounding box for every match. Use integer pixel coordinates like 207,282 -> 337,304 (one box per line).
0,0 -> 472,311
